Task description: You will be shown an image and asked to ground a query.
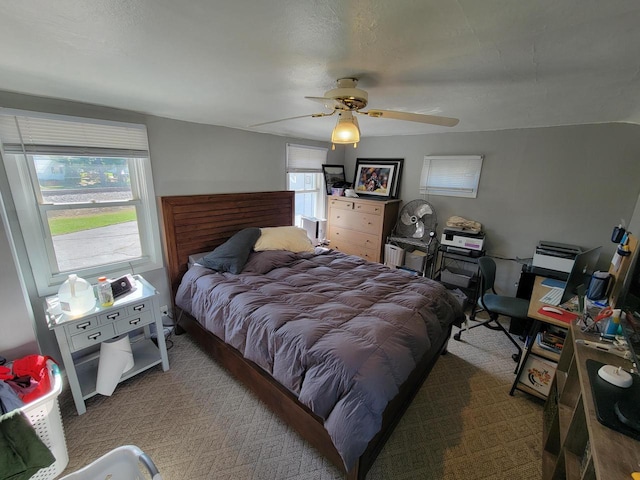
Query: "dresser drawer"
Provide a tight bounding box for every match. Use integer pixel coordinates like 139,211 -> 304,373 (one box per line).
329,226 -> 380,251
331,240 -> 380,262
353,202 -> 383,216
114,311 -> 154,334
328,198 -> 354,211
330,209 -> 382,235
69,323 -> 116,351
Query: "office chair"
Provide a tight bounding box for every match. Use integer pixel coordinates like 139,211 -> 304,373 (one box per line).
453,256 -> 529,362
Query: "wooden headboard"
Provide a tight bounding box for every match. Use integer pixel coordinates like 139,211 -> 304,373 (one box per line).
160,191 -> 294,299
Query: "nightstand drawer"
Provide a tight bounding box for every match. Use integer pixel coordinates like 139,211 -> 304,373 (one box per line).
114,311 -> 154,334
126,300 -> 150,316
64,316 -> 99,337
99,308 -> 127,324
70,324 -> 116,351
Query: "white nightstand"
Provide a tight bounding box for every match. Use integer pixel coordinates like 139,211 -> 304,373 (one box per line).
46,275 -> 170,415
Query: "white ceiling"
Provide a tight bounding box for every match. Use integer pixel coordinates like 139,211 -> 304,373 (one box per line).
1,1 -> 639,141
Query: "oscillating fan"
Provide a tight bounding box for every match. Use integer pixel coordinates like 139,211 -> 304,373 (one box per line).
394,199 -> 438,240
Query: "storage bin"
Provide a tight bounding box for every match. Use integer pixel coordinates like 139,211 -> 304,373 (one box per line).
441,267 -> 472,288
58,445 -> 162,480
384,244 -> 405,268
448,288 -> 468,307
404,249 -> 427,272
19,360 -> 69,480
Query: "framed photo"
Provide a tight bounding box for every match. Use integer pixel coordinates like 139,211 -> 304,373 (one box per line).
353,159 -> 404,198
322,164 -> 347,195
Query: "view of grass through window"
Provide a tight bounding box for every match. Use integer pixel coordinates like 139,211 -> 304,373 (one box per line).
48,207 -> 137,236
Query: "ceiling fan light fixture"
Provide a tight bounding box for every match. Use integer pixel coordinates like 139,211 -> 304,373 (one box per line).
331,111 -> 360,145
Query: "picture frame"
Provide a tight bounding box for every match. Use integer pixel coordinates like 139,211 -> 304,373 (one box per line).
322,164 -> 347,195
353,159 -> 404,199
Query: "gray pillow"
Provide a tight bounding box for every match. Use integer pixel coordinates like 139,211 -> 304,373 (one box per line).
201,228 -> 262,274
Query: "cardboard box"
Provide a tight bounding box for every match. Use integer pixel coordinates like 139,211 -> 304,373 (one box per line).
517,354 -> 557,397
441,267 -> 472,288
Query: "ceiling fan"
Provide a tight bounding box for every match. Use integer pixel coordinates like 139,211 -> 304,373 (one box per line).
250,78 -> 459,147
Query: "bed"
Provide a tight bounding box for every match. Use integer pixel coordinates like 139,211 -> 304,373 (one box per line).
160,191 -> 464,479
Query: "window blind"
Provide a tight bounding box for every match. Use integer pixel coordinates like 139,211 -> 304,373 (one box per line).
286,144 -> 328,173
0,109 -> 149,156
420,155 -> 483,198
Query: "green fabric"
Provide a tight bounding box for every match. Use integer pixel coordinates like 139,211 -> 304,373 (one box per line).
0,410 -> 55,480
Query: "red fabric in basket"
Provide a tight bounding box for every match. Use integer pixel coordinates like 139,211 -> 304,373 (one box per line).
11,355 -> 55,403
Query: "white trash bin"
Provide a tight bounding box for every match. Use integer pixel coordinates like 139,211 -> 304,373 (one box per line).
58,445 -> 162,480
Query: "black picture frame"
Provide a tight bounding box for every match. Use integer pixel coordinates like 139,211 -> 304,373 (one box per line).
322,164 -> 347,195
353,159 -> 404,199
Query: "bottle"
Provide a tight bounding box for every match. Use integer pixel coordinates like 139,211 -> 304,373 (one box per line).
58,274 -> 96,315
97,276 -> 114,307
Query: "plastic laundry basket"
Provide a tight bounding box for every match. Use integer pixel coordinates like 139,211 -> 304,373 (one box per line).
58,445 -> 162,480
18,360 -> 69,480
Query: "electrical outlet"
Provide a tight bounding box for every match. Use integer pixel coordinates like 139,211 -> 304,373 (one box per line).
160,305 -> 169,317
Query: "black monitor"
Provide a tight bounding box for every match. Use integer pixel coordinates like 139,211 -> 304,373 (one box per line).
561,246 -> 602,305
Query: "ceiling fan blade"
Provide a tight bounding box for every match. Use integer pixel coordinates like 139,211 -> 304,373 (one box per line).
305,96 -> 342,110
249,111 -> 334,128
360,109 -> 459,127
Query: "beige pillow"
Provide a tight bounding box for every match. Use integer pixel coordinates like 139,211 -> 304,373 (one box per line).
254,226 -> 314,253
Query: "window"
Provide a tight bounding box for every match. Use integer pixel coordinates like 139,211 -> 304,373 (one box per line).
420,155 -> 483,198
0,110 -> 162,296
286,144 -> 328,225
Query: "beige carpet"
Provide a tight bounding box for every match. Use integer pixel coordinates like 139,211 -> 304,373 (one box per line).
57,317 -> 543,479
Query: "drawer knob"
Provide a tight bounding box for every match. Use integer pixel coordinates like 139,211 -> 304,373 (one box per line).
133,304 -> 145,312
88,332 -> 102,341
129,318 -> 141,325
77,322 -> 91,330
107,312 -> 120,320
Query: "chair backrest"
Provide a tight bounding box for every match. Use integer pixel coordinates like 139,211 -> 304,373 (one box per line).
478,256 -> 497,294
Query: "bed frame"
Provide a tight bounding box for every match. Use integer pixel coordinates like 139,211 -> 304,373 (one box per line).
160,191 -> 451,480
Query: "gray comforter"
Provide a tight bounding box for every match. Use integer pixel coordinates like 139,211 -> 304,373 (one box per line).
175,249 -> 464,470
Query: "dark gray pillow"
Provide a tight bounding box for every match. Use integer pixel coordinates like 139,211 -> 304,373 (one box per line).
242,250 -> 299,274
201,228 -> 261,274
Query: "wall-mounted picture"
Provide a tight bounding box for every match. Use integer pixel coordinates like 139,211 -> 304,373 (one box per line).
353,159 -> 404,198
322,164 -> 347,195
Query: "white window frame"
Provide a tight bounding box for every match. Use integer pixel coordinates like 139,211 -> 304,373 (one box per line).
420,155 -> 484,198
0,110 -> 162,296
286,143 -> 328,223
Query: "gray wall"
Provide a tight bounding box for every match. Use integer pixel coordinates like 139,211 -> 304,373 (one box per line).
0,91 -> 342,359
345,123 -> 640,294
2,88 -> 639,360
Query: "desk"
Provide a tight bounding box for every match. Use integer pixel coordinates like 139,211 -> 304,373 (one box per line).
510,276 -> 576,399
542,323 -> 640,479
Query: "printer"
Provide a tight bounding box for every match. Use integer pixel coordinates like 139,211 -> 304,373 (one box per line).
531,241 -> 582,279
441,228 -> 485,254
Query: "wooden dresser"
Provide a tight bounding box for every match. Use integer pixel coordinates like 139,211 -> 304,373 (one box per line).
327,196 -> 401,263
